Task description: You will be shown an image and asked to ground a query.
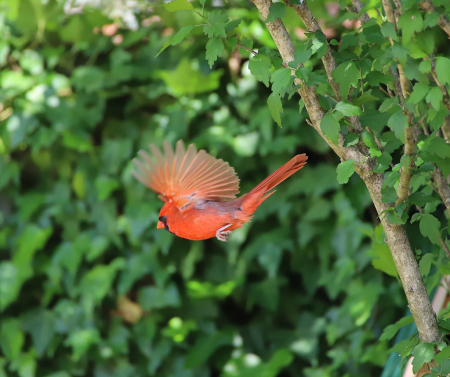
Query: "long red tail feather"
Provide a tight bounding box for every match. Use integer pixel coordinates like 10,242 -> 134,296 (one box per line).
240,154 -> 308,215
248,154 -> 308,196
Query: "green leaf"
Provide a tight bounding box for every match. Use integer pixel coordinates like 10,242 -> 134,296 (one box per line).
380,316 -> 414,341
203,11 -> 228,38
360,110 -> 390,132
335,101 -> 362,116
336,160 -> 355,184
271,68 -> 294,96
407,82 -> 430,104
205,37 -> 224,68
424,11 -> 440,29
225,18 -> 242,33
381,22 -> 399,41
163,0 -> 194,11
320,113 -> 340,145
267,349 -> 294,375
65,328 -> 100,362
22,309 -> 56,357
331,61 -> 360,98
418,60 -> 431,73
266,2 -> 286,23
294,48 -> 312,65
398,10 -> 423,44
371,238 -> 398,277
353,90 -> 379,106
426,86 -> 443,111
381,187 -> 397,203
268,93 -> 283,127
366,71 -> 395,86
95,175 -> 119,201
138,283 -> 181,310
411,343 -> 435,374
435,346 -> 450,364
155,40 -> 172,58
171,25 -> 194,45
185,330 -> 233,368
419,214 -> 441,245
392,43 -> 409,66
419,253 -> 436,277
435,57 -> 450,85
158,58 -> 223,96
387,111 -> 408,143
249,54 -> 272,87
0,318 -> 24,362
344,132 -> 359,147
408,192 -> 435,206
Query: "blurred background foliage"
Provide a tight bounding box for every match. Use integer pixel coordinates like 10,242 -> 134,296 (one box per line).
0,0 -> 446,376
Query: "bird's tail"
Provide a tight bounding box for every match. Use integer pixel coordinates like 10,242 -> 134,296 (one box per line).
240,154 -> 308,214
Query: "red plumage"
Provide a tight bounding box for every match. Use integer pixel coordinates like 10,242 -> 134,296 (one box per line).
132,140 -> 308,241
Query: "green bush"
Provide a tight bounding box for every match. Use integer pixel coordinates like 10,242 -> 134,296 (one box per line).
1,0 -> 449,376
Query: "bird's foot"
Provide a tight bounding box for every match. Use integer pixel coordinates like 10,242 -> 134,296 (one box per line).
216,224 -> 232,242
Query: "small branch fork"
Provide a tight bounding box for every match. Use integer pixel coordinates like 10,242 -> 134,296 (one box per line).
249,0 -> 442,345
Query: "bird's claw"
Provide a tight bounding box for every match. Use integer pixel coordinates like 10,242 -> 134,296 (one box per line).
216,224 -> 232,242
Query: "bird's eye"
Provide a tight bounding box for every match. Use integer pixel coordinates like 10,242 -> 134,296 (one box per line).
159,216 -> 167,223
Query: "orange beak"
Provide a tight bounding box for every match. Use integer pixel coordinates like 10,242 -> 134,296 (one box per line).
157,221 -> 165,229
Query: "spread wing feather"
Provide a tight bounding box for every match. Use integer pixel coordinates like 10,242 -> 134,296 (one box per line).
132,140 -> 240,208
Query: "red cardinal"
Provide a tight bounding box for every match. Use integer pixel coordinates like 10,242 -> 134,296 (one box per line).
132,140 -> 308,241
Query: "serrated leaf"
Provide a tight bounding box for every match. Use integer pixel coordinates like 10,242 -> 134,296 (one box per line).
366,71 -> 395,86
171,25 -> 195,45
249,54 -> 272,87
381,22 -> 399,41
203,11 -> 228,38
353,90 -> 379,106
268,92 -> 283,127
335,101 -> 362,116
380,316 -> 414,341
426,86 -> 443,111
387,111 -> 407,143
163,0 -> 194,11
155,40 -> 172,57
419,253 -> 436,277
205,37 -> 224,68
408,192 -> 435,206
266,2 -> 286,23
407,82 -> 430,104
320,113 -> 340,145
424,11 -> 440,29
225,18 -> 241,34
398,10 -> 423,44
419,60 -> 431,73
411,343 -> 435,374
381,186 -> 397,203
331,61 -> 360,98
336,160 -> 355,184
344,132 -> 359,147
226,36 -> 237,50
435,346 -> 450,364
392,43 -> 408,66
294,48 -> 312,65
419,213 -> 441,245
271,68 -> 294,97
435,57 -> 450,86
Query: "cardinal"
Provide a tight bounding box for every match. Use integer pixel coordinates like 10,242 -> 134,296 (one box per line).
132,140 -> 308,241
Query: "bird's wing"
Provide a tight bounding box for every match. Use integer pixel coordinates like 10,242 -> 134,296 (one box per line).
132,140 -> 240,209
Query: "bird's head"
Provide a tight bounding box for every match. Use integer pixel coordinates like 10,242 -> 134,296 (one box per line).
157,202 -> 178,233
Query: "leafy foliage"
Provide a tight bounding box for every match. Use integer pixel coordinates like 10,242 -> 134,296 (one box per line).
2,0 -> 450,376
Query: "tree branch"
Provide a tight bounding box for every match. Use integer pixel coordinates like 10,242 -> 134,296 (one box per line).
419,0 -> 450,37
250,0 -> 441,344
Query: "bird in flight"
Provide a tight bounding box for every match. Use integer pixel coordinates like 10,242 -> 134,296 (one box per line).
132,140 -> 307,241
